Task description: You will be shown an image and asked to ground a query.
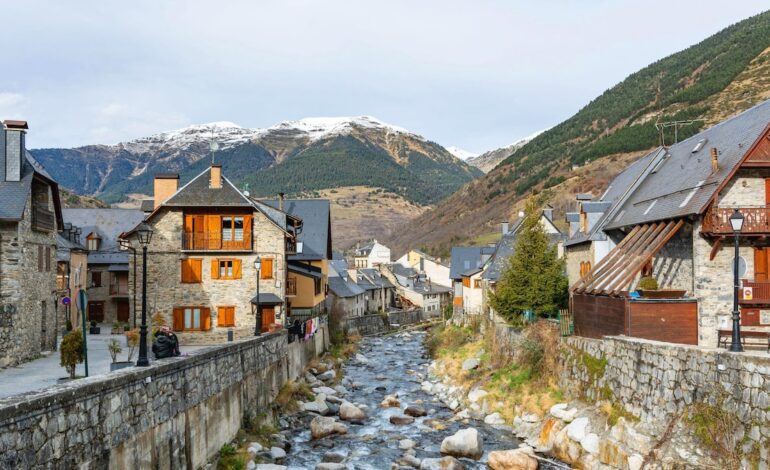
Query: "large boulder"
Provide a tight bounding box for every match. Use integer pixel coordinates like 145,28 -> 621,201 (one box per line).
484,412 -> 505,425
310,416 -> 348,439
461,358 -> 480,371
565,417 -> 590,442
420,456 -> 464,470
487,448 -> 538,470
317,370 -> 337,382
390,414 -> 415,425
303,400 -> 330,415
339,402 -> 366,422
467,389 -> 488,403
405,405 -> 427,417
440,428 -> 483,460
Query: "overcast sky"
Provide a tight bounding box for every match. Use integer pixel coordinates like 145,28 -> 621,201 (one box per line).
1,1 -> 768,153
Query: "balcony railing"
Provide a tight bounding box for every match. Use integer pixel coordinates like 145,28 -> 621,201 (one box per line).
32,205 -> 55,232
286,278 -> 297,296
286,238 -> 297,255
182,231 -> 252,251
740,279 -> 770,304
702,207 -> 770,235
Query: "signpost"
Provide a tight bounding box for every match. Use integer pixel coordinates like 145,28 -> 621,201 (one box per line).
76,289 -> 89,377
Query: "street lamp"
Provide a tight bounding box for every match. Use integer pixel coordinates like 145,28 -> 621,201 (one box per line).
729,209 -> 744,353
136,223 -> 154,366
254,257 -> 262,336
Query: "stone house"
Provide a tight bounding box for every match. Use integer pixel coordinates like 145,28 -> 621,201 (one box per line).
126,166 -> 299,343
327,260 -> 366,317
262,198 -> 331,319
395,249 -> 451,288
353,239 -> 391,268
56,223 -> 88,330
572,99 -> 770,347
0,120 -> 63,367
449,245 -> 495,316
352,267 -> 396,313
380,263 -> 451,313
62,208 -> 145,327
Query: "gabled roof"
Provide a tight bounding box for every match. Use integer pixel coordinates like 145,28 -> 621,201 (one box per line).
449,246 -> 495,280
358,268 -> 395,289
328,274 -> 365,298
0,150 -> 63,226
63,208 -> 145,254
482,217 -> 565,281
262,199 -> 331,260
355,240 -> 376,256
606,99 -> 770,229
164,167 -> 253,207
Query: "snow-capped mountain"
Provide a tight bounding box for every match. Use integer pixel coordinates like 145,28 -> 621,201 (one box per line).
32,116 -> 482,205
466,130 -> 546,173
445,146 -> 478,161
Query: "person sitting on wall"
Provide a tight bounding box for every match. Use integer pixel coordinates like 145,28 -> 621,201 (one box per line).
152,326 -> 181,359
288,319 -> 302,343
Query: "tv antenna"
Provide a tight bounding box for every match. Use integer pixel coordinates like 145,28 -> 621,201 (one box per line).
654,116 -> 703,146
209,126 -> 220,165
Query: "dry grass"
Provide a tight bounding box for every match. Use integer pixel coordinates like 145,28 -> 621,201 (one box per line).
274,381 -> 314,414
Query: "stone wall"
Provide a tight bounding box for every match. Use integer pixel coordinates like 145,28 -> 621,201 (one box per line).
560,335 -> 770,467
645,223 -> 694,293
0,326 -> 329,469
565,242 -> 593,287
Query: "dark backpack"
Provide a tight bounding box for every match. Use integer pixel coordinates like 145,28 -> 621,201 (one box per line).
152,335 -> 174,359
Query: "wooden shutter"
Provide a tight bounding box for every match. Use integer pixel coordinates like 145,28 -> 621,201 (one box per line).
755,248 -> 767,281
218,306 -> 235,327
765,178 -> 770,206
233,259 -> 242,279
38,246 -> 44,272
181,260 -> 191,282
211,259 -> 220,279
172,308 -> 184,331
244,215 -> 252,246
261,258 -> 273,280
191,259 -> 202,282
201,308 -> 211,330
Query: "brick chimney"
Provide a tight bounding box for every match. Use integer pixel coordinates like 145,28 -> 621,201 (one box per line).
710,148 -> 719,173
210,164 -> 222,189
153,173 -> 179,209
2,120 -> 28,182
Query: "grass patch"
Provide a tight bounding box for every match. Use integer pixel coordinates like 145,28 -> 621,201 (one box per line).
579,351 -> 607,381
274,380 -> 314,414
685,399 -> 742,470
600,401 -> 639,426
216,442 -> 247,470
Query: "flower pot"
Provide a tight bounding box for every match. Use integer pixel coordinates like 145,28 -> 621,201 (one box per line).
110,361 -> 134,371
637,289 -> 687,299
89,326 -> 101,335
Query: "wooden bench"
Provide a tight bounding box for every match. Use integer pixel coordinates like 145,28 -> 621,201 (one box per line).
718,329 -> 770,352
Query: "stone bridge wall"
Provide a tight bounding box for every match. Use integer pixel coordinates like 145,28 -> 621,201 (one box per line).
0,325 -> 329,469
341,309 -> 434,337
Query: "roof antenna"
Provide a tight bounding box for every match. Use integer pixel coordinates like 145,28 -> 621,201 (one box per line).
209,125 -> 219,165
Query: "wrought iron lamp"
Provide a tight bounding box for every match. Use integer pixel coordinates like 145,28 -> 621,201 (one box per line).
135,223 -> 154,366
729,209 -> 744,352
253,257 -> 262,336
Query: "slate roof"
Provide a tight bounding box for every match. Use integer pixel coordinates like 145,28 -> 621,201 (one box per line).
63,208 -> 145,254
390,263 -> 418,278
164,167 -> 253,207
328,274 -> 365,298
250,293 -> 283,305
328,259 -> 349,277
87,252 -> 130,265
409,277 -> 452,295
140,199 -> 154,212
606,100 -> 770,229
355,241 -> 375,256
358,268 -> 395,289
0,150 -> 62,225
449,246 -> 495,280
482,216 -> 565,281
263,199 -> 331,261
566,213 -> 580,223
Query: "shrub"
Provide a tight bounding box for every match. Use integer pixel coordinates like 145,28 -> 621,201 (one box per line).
60,330 -> 84,379
151,311 -> 167,336
125,329 -> 140,361
638,276 -> 658,290
107,338 -> 122,363
518,320 -> 560,382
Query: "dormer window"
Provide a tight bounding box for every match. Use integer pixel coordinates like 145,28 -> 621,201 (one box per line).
86,233 -> 101,251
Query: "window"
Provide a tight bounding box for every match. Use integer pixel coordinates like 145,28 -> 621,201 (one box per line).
217,306 -> 235,327
38,246 -> 44,272
473,279 -> 482,289
211,259 -> 242,280
87,236 -> 99,251
181,259 -> 202,283
261,258 -> 274,280
91,271 -> 102,288
222,216 -> 245,242
462,277 -> 470,288
579,261 -> 592,277
173,307 -> 211,331
314,278 -> 322,295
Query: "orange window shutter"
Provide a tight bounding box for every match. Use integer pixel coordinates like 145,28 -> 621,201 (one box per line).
233,259 -> 242,279
184,215 -> 193,232
261,258 -> 273,279
228,307 -> 235,326
181,260 -> 189,282
172,308 -> 184,331
217,307 -> 226,325
191,259 -> 202,282
211,259 -> 220,279
202,308 -> 211,330
755,248 -> 768,281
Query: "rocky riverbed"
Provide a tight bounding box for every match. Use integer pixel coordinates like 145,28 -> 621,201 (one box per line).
252,330 -> 570,470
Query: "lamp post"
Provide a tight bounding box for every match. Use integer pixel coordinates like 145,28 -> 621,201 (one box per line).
254,257 -> 262,336
119,238 -> 139,329
729,209 -> 744,352
136,223 -> 154,366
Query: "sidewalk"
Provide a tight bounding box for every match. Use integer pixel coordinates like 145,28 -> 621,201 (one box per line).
0,328 -> 208,400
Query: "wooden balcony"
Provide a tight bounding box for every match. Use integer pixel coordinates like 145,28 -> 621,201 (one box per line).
32,205 -> 55,232
286,278 -> 297,296
702,207 -> 770,236
286,238 -> 297,255
740,279 -> 770,305
181,231 -> 252,251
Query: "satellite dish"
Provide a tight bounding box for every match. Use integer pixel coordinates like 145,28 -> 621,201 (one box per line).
210,141 -> 220,152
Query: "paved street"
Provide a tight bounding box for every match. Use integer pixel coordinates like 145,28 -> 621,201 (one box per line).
0,328 -> 208,399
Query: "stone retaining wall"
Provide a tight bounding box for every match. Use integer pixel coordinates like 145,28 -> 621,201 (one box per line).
341,309 -> 434,337
0,325 -> 329,469
560,335 -> 770,465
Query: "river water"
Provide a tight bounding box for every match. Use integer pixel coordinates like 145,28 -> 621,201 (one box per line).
283,330 -> 567,469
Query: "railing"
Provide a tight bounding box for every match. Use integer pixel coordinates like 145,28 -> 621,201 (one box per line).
32,205 -> 55,232
286,238 -> 297,255
286,278 -> 297,296
702,207 -> 770,235
181,231 -> 252,251
740,279 -> 770,304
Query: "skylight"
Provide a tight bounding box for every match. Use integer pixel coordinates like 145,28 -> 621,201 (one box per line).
691,139 -> 707,154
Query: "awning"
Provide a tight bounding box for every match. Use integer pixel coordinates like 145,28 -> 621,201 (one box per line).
571,219 -> 684,296
250,293 -> 284,305
288,261 -> 322,279
108,264 -> 129,272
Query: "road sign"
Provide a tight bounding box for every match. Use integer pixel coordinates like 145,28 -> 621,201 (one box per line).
62,296 -> 70,306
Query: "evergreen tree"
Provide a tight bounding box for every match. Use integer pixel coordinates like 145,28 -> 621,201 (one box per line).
489,196 -> 568,324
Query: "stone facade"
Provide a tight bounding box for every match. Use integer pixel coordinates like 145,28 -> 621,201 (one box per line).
561,335 -> 770,468
565,242 -> 593,287
0,326 -> 329,469
0,184 -> 58,368
128,208 -> 287,344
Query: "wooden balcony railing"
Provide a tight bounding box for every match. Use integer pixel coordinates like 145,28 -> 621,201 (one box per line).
740,279 -> 770,304
32,205 -> 55,232
286,278 -> 297,296
702,207 -> 770,235
182,231 -> 252,251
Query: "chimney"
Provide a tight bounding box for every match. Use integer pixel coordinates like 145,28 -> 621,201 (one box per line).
501,222 -> 509,235
279,192 -> 285,211
210,164 -> 222,189
543,207 -> 554,222
710,148 -> 719,173
153,173 -> 179,210
2,120 -> 28,182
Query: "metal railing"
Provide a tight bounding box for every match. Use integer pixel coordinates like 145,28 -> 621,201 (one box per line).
741,279 -> 770,304
181,231 -> 252,251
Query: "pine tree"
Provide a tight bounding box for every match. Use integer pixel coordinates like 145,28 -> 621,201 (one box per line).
489,196 -> 568,324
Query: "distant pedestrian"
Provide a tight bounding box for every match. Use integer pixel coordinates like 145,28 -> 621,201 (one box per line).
152,326 -> 181,359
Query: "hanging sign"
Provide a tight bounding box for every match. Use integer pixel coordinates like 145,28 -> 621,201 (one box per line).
743,287 -> 753,301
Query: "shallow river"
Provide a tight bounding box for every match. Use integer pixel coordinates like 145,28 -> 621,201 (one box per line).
284,330 -> 567,469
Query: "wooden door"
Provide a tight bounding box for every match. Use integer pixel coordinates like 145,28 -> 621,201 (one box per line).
755,248 -> 770,281
116,300 -> 130,322
260,306 -> 275,332
88,301 -> 105,322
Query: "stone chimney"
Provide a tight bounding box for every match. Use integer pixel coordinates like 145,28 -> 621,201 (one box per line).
543,207 -> 554,222
711,148 -> 719,173
153,173 -> 179,209
2,120 -> 28,182
279,192 -> 285,211
210,164 -> 222,189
